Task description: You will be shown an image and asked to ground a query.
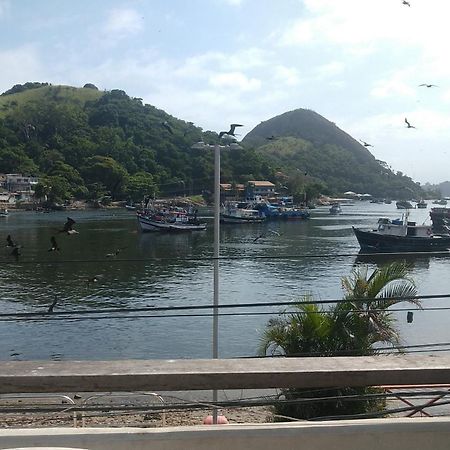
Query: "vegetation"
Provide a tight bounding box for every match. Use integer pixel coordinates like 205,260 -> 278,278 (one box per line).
0,83 -> 424,204
243,109 -> 424,198
259,262 -> 420,420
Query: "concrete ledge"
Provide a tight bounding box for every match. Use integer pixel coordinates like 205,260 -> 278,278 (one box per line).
1,418 -> 450,450
2,355 -> 450,394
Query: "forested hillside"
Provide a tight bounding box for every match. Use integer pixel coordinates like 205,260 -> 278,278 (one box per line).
0,83 -> 273,203
243,109 -> 422,198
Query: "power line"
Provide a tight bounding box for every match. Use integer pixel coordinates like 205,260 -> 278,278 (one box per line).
1,250 -> 449,265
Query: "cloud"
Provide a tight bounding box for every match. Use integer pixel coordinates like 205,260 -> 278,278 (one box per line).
222,0 -> 243,5
103,8 -> 143,37
209,71 -> 261,92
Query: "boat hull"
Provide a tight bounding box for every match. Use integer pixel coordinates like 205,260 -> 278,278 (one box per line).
353,227 -> 450,252
220,213 -> 265,224
137,214 -> 206,232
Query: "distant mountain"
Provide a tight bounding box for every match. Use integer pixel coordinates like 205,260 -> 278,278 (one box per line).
425,181 -> 450,197
242,108 -> 422,198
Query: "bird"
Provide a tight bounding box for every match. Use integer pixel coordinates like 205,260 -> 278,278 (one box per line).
59,217 -> 78,234
47,296 -> 58,313
6,235 -> 15,247
161,121 -> 174,135
265,135 -> 278,141
359,140 -> 373,147
106,247 -> 125,257
404,118 -> 416,129
48,236 -> 60,252
402,0 -> 410,6
253,229 -> 282,243
418,83 -> 438,88
87,275 -> 102,285
218,124 -> 243,139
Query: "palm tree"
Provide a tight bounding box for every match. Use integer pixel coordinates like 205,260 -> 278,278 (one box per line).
259,262 -> 420,419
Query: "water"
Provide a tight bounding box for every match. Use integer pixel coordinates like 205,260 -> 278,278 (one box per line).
1,203 -> 450,361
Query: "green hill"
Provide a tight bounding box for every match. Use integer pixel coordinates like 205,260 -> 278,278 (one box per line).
0,83 -> 272,203
242,109 -> 422,198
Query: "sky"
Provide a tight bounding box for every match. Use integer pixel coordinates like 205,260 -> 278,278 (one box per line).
0,0 -> 449,184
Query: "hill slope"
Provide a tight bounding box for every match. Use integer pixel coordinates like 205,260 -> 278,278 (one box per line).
242,109 -> 421,197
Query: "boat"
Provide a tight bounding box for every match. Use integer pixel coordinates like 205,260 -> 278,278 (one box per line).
433,199 -> 448,206
0,208 -> 8,217
125,204 -> 137,211
384,199 -> 392,204
220,202 -> 266,224
255,202 -> 310,220
137,205 -> 206,232
352,214 -> 450,252
417,200 -> 427,209
396,200 -> 413,209
329,203 -> 342,215
430,207 -> 450,234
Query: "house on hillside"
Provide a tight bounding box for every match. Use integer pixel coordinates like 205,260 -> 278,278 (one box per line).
220,183 -> 245,202
245,180 -> 276,200
5,174 -> 38,193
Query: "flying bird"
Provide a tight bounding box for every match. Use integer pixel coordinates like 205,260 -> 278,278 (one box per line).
402,0 -> 411,6
47,296 -> 58,313
59,217 -> 78,234
161,121 -> 174,135
404,118 -> 416,129
359,140 -> 373,147
253,229 -> 282,243
48,236 -> 60,252
418,83 -> 438,88
218,124 -> 243,139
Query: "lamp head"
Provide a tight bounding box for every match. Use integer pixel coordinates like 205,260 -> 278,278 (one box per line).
191,141 -> 206,149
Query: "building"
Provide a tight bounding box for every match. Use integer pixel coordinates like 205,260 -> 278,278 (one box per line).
219,183 -> 245,202
5,174 -> 38,193
245,181 -> 276,200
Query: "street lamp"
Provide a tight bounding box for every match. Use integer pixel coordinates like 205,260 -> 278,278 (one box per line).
191,136 -> 242,423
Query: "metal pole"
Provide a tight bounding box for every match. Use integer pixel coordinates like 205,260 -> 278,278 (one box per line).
212,143 -> 220,424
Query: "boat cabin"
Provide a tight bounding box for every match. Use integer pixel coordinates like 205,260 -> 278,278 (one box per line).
376,217 -> 433,237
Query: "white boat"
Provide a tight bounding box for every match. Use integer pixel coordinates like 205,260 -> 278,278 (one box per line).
220,202 -> 265,224
137,207 -> 206,232
0,208 -> 8,217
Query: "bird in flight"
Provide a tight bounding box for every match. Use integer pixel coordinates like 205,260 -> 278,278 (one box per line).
161,121 -> 174,135
47,296 -> 58,313
219,124 -> 243,138
359,140 -> 373,147
418,84 -> 438,88
59,217 -> 78,234
48,236 -> 60,252
405,118 -> 416,128
402,0 -> 411,6
253,229 -> 281,243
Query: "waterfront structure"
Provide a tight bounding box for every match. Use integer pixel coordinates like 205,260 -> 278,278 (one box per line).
245,181 -> 276,200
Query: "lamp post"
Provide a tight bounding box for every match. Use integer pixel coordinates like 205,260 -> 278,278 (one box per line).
191,137 -> 242,423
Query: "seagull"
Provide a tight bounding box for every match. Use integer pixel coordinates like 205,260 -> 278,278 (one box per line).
161,121 -> 174,135
402,0 -> 411,6
6,235 -> 15,247
48,236 -> 60,252
47,296 -> 58,313
418,83 -> 438,88
404,118 -> 416,129
219,124 -> 243,139
359,139 -> 373,147
59,217 -> 78,234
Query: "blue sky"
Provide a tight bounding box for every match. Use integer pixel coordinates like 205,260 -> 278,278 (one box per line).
1,0 -> 449,183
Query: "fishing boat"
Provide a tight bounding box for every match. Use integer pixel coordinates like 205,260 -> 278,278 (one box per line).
220,202 -> 265,224
137,205 -> 206,232
255,202 -> 310,220
329,203 -> 342,215
352,213 -> 450,252
430,207 -> 450,233
417,200 -> 427,209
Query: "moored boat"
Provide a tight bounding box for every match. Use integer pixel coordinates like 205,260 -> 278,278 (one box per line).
417,200 -> 427,209
220,202 -> 265,224
430,207 -> 450,234
353,214 -> 450,252
329,203 -> 342,215
396,200 -> 413,209
137,205 -> 206,232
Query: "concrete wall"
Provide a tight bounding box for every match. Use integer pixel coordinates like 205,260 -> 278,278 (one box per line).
2,418 -> 450,450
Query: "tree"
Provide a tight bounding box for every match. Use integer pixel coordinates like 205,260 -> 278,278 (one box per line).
259,262 -> 419,420
125,171 -> 157,202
